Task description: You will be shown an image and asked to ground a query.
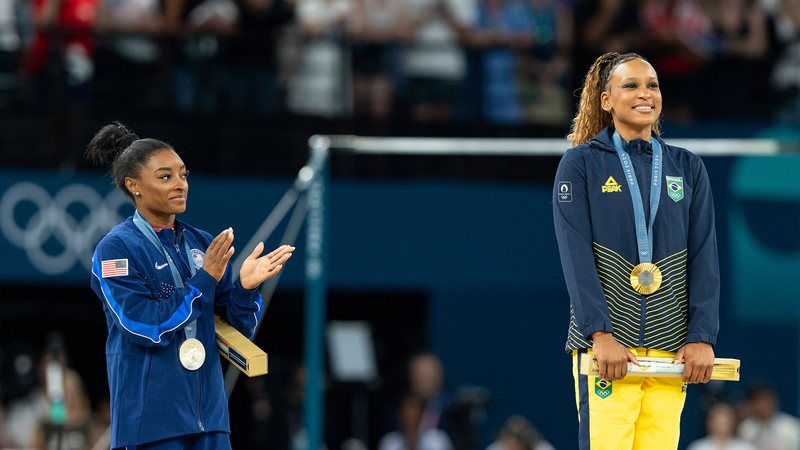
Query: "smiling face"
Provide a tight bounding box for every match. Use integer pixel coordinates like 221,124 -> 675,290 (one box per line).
125,148 -> 189,226
600,58 -> 662,141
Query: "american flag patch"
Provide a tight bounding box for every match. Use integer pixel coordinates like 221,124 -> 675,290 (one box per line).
101,259 -> 129,278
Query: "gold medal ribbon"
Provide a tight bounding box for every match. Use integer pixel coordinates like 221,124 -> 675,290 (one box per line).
611,132 -> 664,296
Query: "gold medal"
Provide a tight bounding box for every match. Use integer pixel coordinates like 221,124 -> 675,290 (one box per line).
179,338 -> 206,370
630,262 -> 662,295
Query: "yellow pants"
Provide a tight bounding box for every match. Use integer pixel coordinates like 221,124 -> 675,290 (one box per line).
572,348 -> 687,450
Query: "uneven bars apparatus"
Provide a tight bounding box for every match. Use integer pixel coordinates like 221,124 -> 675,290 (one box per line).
297,135 -> 784,450
217,136 -> 772,381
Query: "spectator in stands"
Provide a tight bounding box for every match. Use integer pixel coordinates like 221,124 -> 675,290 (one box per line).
639,0 -> 714,120
471,0 -> 533,125
0,403 -> 10,448
21,0 -> 97,168
91,395 -> 113,450
3,344 -> 101,450
571,0 -> 643,94
287,0 -> 353,118
94,0 -> 167,110
486,415 -> 554,450
284,363 -> 308,450
22,0 -> 97,89
226,0 -> 293,116
348,0 -> 404,122
0,0 -> 21,74
738,383 -> 800,450
3,355 -> 48,449
768,0 -> 800,126
686,401 -> 755,450
396,0 -> 477,122
408,352 -> 451,433
518,0 -> 573,126
30,367 -> 104,450
702,0 -> 770,119
233,376 -> 291,450
164,0 -> 239,113
378,393 -> 453,450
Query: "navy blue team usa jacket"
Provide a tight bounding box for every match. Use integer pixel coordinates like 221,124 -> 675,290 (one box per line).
90,217 -> 263,448
553,126 -> 719,353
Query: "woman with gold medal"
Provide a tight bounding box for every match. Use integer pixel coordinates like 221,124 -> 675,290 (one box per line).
553,53 -> 719,450
86,122 -> 294,450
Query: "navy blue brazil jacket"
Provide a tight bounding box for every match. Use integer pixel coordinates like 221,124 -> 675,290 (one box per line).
553,126 -> 719,353
90,217 -> 263,447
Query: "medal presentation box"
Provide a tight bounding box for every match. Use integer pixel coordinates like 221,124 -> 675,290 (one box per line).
580,357 -> 740,381
214,315 -> 268,377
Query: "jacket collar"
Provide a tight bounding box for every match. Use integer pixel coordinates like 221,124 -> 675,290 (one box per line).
130,215 -> 188,246
588,126 -> 663,155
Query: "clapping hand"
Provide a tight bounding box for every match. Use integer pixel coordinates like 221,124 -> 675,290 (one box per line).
203,228 -> 235,281
240,243 -> 295,290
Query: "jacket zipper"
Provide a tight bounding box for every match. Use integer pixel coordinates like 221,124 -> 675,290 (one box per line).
195,371 -> 204,431
634,142 -> 647,348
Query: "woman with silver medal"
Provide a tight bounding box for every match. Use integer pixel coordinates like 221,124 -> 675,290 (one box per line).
87,122 -> 294,450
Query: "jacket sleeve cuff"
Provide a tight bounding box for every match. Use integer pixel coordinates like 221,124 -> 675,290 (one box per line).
686,332 -> 716,347
581,321 -> 614,341
236,280 -> 261,299
190,269 -> 219,296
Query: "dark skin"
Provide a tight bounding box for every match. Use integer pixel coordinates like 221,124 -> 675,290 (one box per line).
124,148 -> 294,289
593,59 -> 715,384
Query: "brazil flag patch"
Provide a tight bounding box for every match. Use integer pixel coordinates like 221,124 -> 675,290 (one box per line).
666,176 -> 684,202
595,377 -> 612,399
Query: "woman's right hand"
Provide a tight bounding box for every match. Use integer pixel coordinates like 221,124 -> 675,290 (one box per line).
203,228 -> 235,281
591,331 -> 638,380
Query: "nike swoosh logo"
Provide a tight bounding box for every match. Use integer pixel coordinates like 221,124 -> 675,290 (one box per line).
155,262 -> 168,270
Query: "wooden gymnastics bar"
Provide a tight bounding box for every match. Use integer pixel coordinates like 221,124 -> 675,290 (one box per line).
580,357 -> 740,381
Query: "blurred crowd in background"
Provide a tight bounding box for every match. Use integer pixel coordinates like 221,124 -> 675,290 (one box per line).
1,344 -> 525,450
0,334 -> 800,450
0,0 -> 798,172
1,341 -> 799,450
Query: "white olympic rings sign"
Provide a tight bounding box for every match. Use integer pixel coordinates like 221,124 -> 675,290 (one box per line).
0,182 -> 131,275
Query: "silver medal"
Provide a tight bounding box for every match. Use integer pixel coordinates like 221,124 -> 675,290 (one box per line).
179,338 -> 206,370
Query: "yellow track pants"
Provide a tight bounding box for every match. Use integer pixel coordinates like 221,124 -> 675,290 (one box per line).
572,348 -> 687,450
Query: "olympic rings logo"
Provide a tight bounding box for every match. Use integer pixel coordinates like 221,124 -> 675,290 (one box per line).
0,182 -> 132,275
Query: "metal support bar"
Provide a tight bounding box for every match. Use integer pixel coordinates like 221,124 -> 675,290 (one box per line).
304,136 -> 330,450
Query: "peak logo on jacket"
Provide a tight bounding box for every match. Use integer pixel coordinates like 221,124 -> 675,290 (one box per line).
602,176 -> 622,193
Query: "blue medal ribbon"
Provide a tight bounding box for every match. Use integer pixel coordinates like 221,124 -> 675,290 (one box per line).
611,131 -> 662,264
132,211 -> 199,340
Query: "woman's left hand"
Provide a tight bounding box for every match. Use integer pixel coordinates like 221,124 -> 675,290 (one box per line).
674,342 -> 715,384
240,243 -> 295,290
